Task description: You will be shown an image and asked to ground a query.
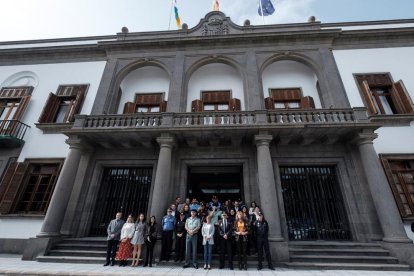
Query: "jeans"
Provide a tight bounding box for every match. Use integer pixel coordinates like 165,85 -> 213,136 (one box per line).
185,234 -> 198,266
203,241 -> 213,265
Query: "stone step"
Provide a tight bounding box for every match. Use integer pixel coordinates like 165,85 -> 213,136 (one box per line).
289,248 -> 390,256
290,255 -> 399,264
288,242 -> 382,249
47,250 -> 107,258
37,255 -> 260,266
284,262 -> 411,271
37,256 -> 105,264
54,243 -> 107,251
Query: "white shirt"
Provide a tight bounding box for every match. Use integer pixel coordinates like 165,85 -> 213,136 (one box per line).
120,222 -> 135,239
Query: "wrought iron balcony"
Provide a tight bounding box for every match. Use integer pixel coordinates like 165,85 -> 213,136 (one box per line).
0,120 -> 31,148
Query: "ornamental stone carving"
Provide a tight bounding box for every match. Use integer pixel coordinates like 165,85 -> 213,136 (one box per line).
202,16 -> 229,36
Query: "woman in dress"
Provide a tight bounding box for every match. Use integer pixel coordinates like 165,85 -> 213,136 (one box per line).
131,213 -> 147,266
234,211 -> 249,270
115,214 -> 135,266
202,215 -> 215,270
242,205 -> 252,255
144,216 -> 157,267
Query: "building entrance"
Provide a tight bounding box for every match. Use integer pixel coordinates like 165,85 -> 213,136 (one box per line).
187,166 -> 243,205
89,167 -> 153,236
281,166 -> 351,241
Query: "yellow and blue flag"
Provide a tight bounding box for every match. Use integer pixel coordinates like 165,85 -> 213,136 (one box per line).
258,0 -> 275,16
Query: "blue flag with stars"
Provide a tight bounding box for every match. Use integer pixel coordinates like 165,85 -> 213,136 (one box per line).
258,0 -> 275,16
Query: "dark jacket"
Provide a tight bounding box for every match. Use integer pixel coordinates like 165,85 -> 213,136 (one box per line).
253,219 -> 269,239
175,219 -> 186,235
145,223 -> 158,243
218,219 -> 233,238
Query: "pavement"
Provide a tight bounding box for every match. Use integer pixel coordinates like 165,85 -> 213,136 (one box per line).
1,255 -> 414,276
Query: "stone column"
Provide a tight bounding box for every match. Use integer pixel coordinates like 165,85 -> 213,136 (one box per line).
37,138 -> 83,237
149,135 -> 175,228
254,134 -> 283,241
166,52 -> 185,113
355,133 -> 412,243
245,49 -> 263,110
90,58 -> 118,115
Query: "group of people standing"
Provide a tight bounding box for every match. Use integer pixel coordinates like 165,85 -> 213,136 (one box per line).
104,212 -> 157,267
104,196 -> 275,271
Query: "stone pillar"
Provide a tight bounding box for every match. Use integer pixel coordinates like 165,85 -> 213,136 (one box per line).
37,138 -> 83,237
318,48 -> 351,108
166,52 -> 185,113
90,58 -> 118,115
355,133 -> 412,243
245,49 -> 263,110
254,134 -> 283,241
149,135 -> 175,229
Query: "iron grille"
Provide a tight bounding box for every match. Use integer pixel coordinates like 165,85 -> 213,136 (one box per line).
90,167 -> 153,236
281,166 -> 351,241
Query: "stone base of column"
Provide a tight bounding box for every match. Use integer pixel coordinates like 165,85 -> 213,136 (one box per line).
269,235 -> 284,242
382,237 -> 413,243
269,240 -> 289,263
381,241 -> 414,266
36,231 -> 62,238
22,237 -> 61,261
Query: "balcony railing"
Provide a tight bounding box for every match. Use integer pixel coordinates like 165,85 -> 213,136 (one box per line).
0,120 -> 31,147
74,108 -> 369,130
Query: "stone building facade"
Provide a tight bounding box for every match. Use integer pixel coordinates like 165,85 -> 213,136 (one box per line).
0,12 -> 414,266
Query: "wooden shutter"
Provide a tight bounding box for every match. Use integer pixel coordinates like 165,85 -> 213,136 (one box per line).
0,162 -> 18,200
160,101 -> 167,112
229,98 -> 241,111
0,162 -> 29,214
202,91 -> 231,103
360,81 -> 377,115
191,100 -> 203,112
38,93 -> 61,123
264,97 -> 274,110
300,96 -> 315,109
67,88 -> 86,122
135,93 -> 163,105
123,102 -> 136,114
13,96 -> 31,121
271,88 -> 301,101
393,80 -> 414,114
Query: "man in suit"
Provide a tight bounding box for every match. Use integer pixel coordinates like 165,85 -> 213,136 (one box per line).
104,212 -> 124,266
218,212 -> 234,270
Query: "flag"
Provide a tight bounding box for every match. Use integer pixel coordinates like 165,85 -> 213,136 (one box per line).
173,0 -> 181,29
258,0 -> 275,16
213,0 -> 219,11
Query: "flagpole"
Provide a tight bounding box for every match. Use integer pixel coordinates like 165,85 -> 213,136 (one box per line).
258,0 -> 265,25
168,0 -> 173,30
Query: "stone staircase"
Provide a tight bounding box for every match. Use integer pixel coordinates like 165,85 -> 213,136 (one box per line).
286,242 -> 411,271
37,238 -> 412,271
37,237 -> 107,264
36,237 -> 259,266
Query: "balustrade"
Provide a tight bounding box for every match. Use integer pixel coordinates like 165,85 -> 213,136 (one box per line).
75,108 -> 366,130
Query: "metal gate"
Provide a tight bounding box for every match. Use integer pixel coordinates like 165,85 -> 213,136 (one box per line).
90,167 -> 153,236
281,166 -> 351,241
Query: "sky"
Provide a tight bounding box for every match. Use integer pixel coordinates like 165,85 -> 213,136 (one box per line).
0,0 -> 413,42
